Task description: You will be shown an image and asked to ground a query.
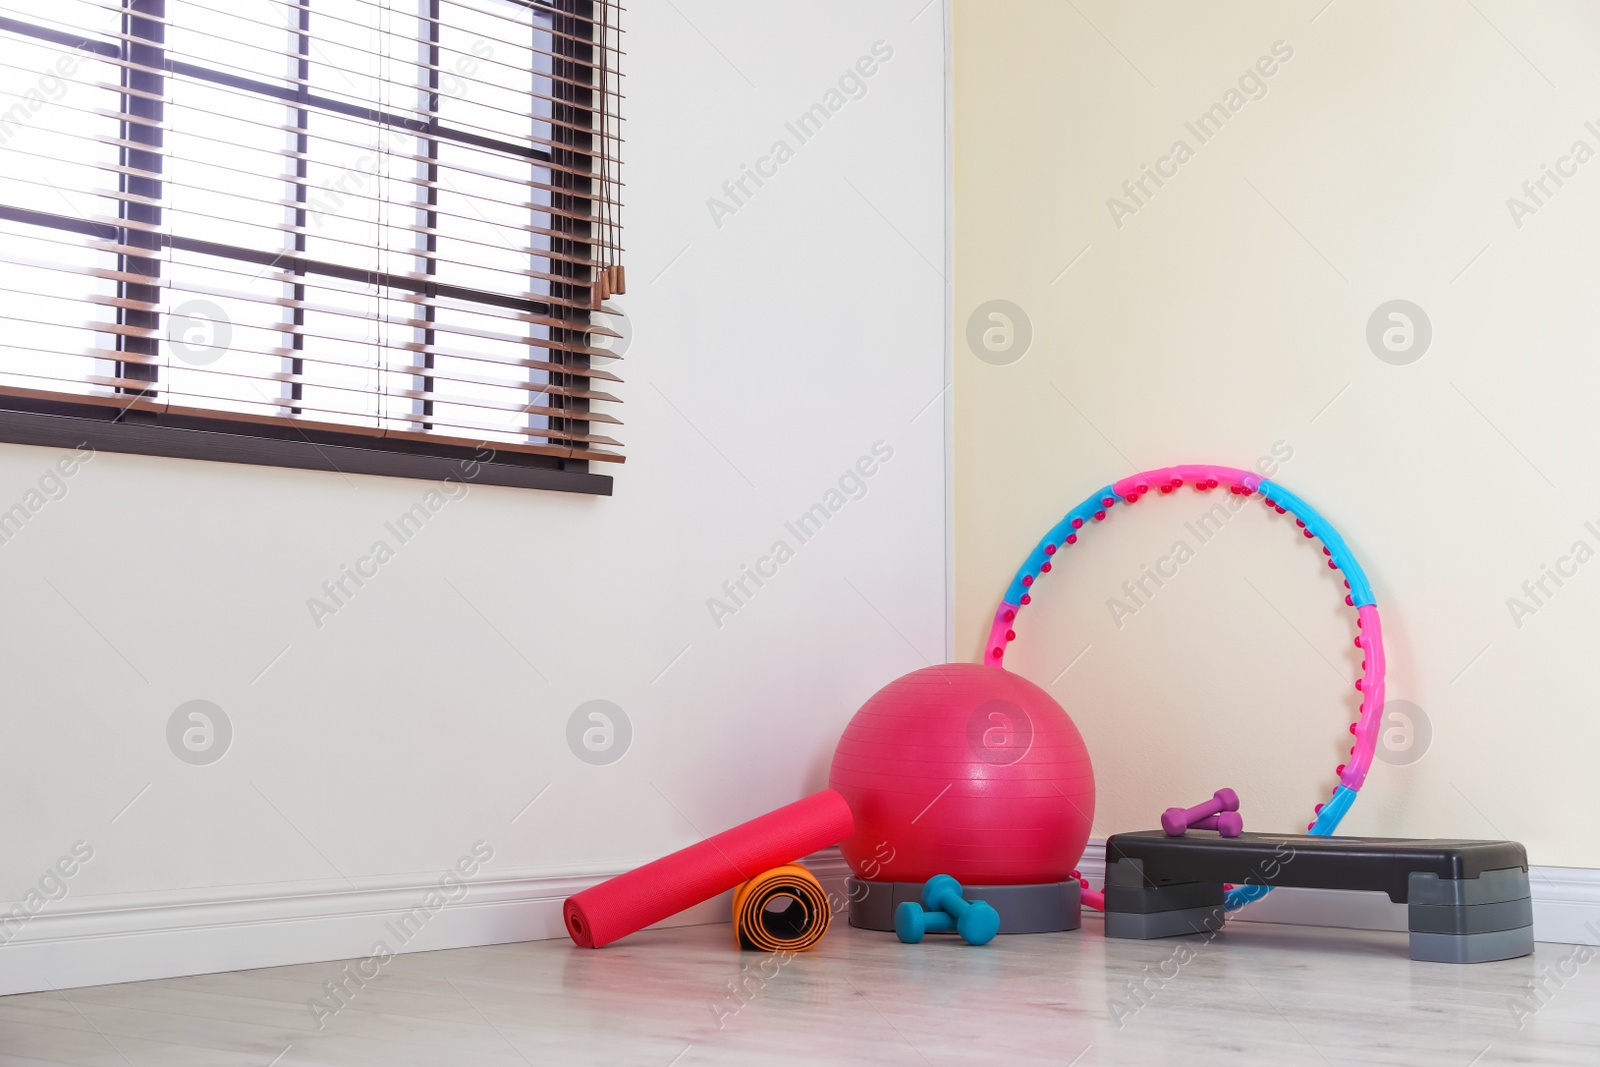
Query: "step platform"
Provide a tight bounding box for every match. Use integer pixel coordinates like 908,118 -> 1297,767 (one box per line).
1102,831 -> 1532,964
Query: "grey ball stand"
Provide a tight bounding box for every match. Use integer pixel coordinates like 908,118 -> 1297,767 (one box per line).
846,877 -> 1082,935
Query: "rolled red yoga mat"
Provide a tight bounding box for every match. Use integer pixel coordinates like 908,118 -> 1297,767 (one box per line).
564,789 -> 855,948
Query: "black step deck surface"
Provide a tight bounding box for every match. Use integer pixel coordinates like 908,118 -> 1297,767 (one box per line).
1106,832 -> 1527,903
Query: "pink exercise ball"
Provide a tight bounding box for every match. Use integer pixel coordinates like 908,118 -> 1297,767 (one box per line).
829,663 -> 1095,886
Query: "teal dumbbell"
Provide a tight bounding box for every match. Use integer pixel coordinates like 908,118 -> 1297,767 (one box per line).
924,875 -> 1000,945
894,901 -> 954,943
893,875 -> 1001,945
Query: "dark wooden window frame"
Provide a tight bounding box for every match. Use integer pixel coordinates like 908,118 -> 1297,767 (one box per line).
0,0 -> 615,496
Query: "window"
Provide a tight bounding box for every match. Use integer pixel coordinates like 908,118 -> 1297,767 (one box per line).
0,0 -> 623,494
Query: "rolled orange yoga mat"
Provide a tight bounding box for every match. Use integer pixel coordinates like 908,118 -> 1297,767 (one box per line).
732,864 -> 832,952
564,789 -> 854,949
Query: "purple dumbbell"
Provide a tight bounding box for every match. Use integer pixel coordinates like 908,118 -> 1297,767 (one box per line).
1161,788 -> 1241,837
1189,812 -> 1243,837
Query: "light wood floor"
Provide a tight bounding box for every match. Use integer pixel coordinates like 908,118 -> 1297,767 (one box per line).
2,916 -> 1596,1065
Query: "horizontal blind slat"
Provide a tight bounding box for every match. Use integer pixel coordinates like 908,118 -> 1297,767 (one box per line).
0,225 -> 623,318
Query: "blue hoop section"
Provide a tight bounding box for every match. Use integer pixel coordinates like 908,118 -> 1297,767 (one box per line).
1258,480 -> 1375,609
999,485 -> 1119,607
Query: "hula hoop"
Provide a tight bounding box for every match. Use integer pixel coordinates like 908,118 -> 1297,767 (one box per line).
985,465 -> 1385,911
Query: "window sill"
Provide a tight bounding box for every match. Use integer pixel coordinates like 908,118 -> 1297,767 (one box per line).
0,404 -> 613,496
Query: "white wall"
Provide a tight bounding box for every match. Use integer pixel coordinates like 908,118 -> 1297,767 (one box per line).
0,0 -> 949,994
953,0 -> 1600,872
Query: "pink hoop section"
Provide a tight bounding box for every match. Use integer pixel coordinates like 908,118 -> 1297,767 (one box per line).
1348,605 -> 1384,791
1113,464 -> 1263,499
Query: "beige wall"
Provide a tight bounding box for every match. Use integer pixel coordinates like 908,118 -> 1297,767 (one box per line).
953,0 -> 1600,867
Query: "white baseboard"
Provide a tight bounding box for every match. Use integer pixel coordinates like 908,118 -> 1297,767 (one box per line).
4,845 -> 1594,997
0,851 -> 854,997
1075,840 -> 1600,947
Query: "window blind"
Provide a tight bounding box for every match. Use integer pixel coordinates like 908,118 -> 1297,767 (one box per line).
0,0 -> 624,488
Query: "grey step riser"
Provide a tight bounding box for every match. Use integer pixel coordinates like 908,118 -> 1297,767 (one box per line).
1410,927 -> 1535,964
1408,897 -> 1533,935
1105,881 -> 1225,914
1104,906 -> 1228,941
1409,868 -> 1532,906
